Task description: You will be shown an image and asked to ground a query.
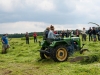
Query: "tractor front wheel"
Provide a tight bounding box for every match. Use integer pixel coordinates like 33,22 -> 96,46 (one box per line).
40,47 -> 50,59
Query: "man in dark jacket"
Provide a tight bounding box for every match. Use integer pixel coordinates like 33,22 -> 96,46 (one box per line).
75,29 -> 80,37
97,28 -> 100,41
92,27 -> 97,42
25,32 -> 29,44
88,27 -> 92,41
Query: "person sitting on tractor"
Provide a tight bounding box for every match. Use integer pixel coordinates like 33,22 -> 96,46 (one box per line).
43,27 -> 50,40
48,25 -> 61,42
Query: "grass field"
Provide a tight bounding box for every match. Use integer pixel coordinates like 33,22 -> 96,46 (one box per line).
0,36 -> 100,75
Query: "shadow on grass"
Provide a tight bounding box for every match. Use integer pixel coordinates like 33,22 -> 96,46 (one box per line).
37,58 -> 54,63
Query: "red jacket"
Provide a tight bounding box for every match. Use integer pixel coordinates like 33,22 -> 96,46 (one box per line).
33,32 -> 37,37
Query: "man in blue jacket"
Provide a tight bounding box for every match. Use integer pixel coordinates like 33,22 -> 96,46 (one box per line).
1,34 -> 10,54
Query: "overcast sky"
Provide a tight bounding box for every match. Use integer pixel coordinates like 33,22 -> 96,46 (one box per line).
0,0 -> 100,34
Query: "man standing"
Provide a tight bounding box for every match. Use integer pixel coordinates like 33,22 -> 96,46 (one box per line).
97,28 -> 100,41
61,30 -> 65,38
92,27 -> 97,42
81,27 -> 86,41
25,32 -> 29,44
1,34 -> 10,54
65,29 -> 69,37
75,29 -> 80,37
33,32 -> 37,43
88,27 -> 92,41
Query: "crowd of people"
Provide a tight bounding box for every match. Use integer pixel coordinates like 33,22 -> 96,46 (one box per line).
43,25 -> 100,43
82,27 -> 100,42
88,27 -> 100,41
1,25 -> 100,54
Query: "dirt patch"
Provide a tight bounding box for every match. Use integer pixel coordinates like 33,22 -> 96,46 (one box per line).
3,70 -> 12,75
68,56 -> 89,62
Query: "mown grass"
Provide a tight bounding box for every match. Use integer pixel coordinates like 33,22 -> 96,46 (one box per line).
0,36 -> 100,75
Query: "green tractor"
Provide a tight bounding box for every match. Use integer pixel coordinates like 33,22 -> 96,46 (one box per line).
39,36 -> 84,62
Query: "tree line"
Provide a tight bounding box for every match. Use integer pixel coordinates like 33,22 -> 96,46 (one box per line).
0,29 -> 85,38
0,32 -> 43,38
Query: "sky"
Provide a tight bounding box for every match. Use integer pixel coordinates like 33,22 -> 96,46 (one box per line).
0,0 -> 100,34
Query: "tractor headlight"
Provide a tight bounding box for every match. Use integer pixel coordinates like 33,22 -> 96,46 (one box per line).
51,42 -> 55,45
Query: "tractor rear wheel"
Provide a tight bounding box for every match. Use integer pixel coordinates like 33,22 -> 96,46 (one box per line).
51,45 -> 68,62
